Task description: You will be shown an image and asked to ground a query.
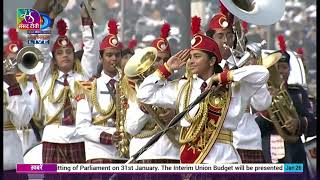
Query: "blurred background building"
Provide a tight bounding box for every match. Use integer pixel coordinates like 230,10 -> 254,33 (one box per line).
3,0 -> 316,96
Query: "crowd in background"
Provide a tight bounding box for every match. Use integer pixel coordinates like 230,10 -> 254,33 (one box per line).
3,0 -> 316,96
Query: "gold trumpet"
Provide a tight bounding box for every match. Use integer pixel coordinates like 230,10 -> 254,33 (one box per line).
261,52 -> 300,143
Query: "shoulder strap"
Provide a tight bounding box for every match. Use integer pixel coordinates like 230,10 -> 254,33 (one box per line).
74,80 -> 93,97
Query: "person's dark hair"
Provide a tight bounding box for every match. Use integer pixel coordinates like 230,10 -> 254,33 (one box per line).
121,48 -> 135,57
99,50 -> 104,58
75,50 -> 84,60
206,29 -> 215,39
268,50 -> 291,69
205,51 -> 223,74
279,51 -> 290,64
96,62 -> 103,76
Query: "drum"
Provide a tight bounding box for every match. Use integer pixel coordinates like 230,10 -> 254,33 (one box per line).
23,143 -> 43,164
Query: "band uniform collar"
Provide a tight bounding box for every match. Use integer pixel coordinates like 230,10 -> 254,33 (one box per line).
193,75 -> 212,90
58,70 -> 74,80
101,71 -> 119,84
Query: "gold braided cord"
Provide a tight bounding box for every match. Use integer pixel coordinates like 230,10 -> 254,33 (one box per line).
183,78 -> 205,123
42,65 -> 83,125
92,116 -> 109,126
45,60 -> 83,104
179,100 -> 208,144
44,87 -> 70,125
31,79 -> 43,124
16,73 -> 28,88
73,59 -> 83,74
178,78 -> 213,144
45,71 -> 66,103
134,125 -> 160,138
91,79 -> 116,117
176,79 -> 189,111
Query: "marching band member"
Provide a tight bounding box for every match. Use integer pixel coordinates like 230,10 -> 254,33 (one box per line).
75,19 -> 127,163
151,23 -> 184,81
206,1 -> 235,67
3,73 -> 33,179
136,16 -> 269,165
34,5 -> 99,164
75,19 -> 132,180
124,48 -> 181,179
124,23 -> 180,179
256,35 -> 315,180
125,23 -> 179,166
125,52 -> 180,164
151,23 -> 172,65
206,3 -> 270,163
4,28 -> 43,159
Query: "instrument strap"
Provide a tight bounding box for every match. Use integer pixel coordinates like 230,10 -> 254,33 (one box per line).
29,118 -> 42,142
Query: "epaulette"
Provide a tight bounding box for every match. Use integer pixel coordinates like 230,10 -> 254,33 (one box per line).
16,73 -> 28,88
74,80 -> 93,97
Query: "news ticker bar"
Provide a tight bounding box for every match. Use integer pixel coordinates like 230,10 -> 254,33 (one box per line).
16,164 -> 303,174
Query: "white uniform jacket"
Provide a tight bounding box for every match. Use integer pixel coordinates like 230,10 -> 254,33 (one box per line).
137,65 -> 269,163
3,82 -> 33,170
233,84 -> 272,150
34,25 -> 99,144
125,97 -> 180,161
17,80 -> 42,155
76,72 -> 126,161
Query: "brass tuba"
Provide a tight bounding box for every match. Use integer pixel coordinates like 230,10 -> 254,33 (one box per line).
220,0 -> 285,26
124,47 -> 158,84
4,46 -> 44,75
261,51 -> 300,143
124,47 -> 179,146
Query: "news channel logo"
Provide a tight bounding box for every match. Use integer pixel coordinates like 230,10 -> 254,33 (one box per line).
16,8 -> 52,44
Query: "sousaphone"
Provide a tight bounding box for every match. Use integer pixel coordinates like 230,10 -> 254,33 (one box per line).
220,0 -> 285,25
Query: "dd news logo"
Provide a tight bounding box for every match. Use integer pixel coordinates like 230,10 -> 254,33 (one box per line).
16,8 -> 52,44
